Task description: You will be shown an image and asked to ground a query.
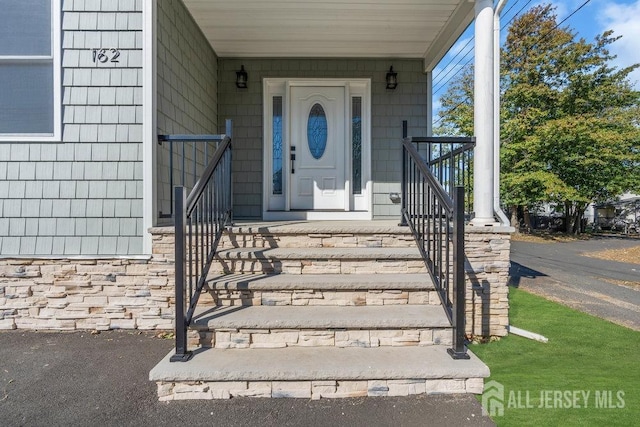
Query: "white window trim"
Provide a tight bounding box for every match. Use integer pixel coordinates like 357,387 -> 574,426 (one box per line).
0,0 -> 61,142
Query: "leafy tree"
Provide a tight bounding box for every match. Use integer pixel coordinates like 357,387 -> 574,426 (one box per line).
437,65 -> 474,136
435,4 -> 640,233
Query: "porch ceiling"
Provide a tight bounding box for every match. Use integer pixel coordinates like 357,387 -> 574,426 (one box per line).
182,0 -> 475,71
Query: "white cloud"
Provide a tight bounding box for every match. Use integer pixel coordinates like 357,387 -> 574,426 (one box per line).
597,0 -> 640,87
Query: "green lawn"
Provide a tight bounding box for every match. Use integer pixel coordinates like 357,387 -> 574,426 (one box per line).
471,287 -> 640,426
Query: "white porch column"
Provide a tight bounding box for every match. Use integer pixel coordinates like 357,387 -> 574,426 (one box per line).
472,0 -> 496,225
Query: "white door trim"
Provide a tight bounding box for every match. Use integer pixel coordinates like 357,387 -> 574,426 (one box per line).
262,78 -> 372,220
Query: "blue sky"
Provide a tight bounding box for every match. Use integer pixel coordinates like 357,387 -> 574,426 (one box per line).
432,0 -> 640,119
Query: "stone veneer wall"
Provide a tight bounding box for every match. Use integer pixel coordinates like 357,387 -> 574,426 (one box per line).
1,227 -> 510,335
0,229 -> 174,330
464,227 -> 512,337
157,377 -> 485,400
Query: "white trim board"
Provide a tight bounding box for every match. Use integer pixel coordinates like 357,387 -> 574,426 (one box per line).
142,0 -> 158,254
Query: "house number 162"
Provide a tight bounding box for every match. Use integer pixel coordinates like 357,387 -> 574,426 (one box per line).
92,48 -> 120,64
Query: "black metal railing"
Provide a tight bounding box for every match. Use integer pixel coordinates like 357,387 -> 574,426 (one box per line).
400,127 -> 473,360
157,134 -> 223,219
428,140 -> 475,217
171,120 -> 233,362
402,128 -> 475,218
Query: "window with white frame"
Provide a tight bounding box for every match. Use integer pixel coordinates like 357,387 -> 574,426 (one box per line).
0,0 -> 60,139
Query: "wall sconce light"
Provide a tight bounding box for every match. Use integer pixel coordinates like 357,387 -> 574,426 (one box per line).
236,65 -> 248,89
386,66 -> 398,90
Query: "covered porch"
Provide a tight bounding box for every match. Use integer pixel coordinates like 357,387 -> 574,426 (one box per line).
148,0 -> 501,227
145,0 -> 510,400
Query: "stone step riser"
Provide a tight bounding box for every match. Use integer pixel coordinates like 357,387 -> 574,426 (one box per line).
198,289 -> 441,307
157,378 -> 484,400
209,259 -> 427,275
188,328 -> 453,349
220,233 -> 417,249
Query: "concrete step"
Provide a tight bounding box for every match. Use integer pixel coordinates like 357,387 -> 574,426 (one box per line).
211,247 -> 426,275
199,272 -> 440,306
205,273 -> 435,291
217,247 -> 422,260
193,305 -> 449,330
222,220 -> 416,249
227,221 -> 411,235
189,305 -> 452,349
150,346 -> 489,400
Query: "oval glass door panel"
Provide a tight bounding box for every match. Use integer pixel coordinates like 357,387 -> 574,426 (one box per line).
307,103 -> 328,159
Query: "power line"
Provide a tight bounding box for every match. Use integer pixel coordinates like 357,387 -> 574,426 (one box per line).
433,49 -> 474,93
433,97 -> 471,126
433,59 -> 473,96
433,0 -> 533,96
432,0 -> 591,126
433,36 -> 474,81
529,0 -> 592,49
433,0 -> 593,128
500,0 -> 523,19
501,0 -> 533,31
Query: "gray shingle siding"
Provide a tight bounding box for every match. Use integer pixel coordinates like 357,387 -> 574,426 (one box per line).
0,0 -> 143,256
217,59 -> 428,219
156,0 -> 219,222
1,1 -> 428,256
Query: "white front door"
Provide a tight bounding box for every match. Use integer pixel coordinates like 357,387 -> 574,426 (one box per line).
263,78 -> 372,220
290,86 -> 346,210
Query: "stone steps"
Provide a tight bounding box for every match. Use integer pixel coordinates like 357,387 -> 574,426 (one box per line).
150,346 -> 489,400
149,221 -> 490,400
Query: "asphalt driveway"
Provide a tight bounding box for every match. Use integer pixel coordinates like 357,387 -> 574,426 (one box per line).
510,235 -> 640,330
0,330 -> 493,427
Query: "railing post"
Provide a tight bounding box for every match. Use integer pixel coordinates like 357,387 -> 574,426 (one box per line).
171,186 -> 192,362
399,121 -> 408,226
169,141 -> 174,217
226,119 -> 234,225
448,186 -> 470,360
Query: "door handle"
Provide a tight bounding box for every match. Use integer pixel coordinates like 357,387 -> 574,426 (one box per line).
290,146 -> 296,174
